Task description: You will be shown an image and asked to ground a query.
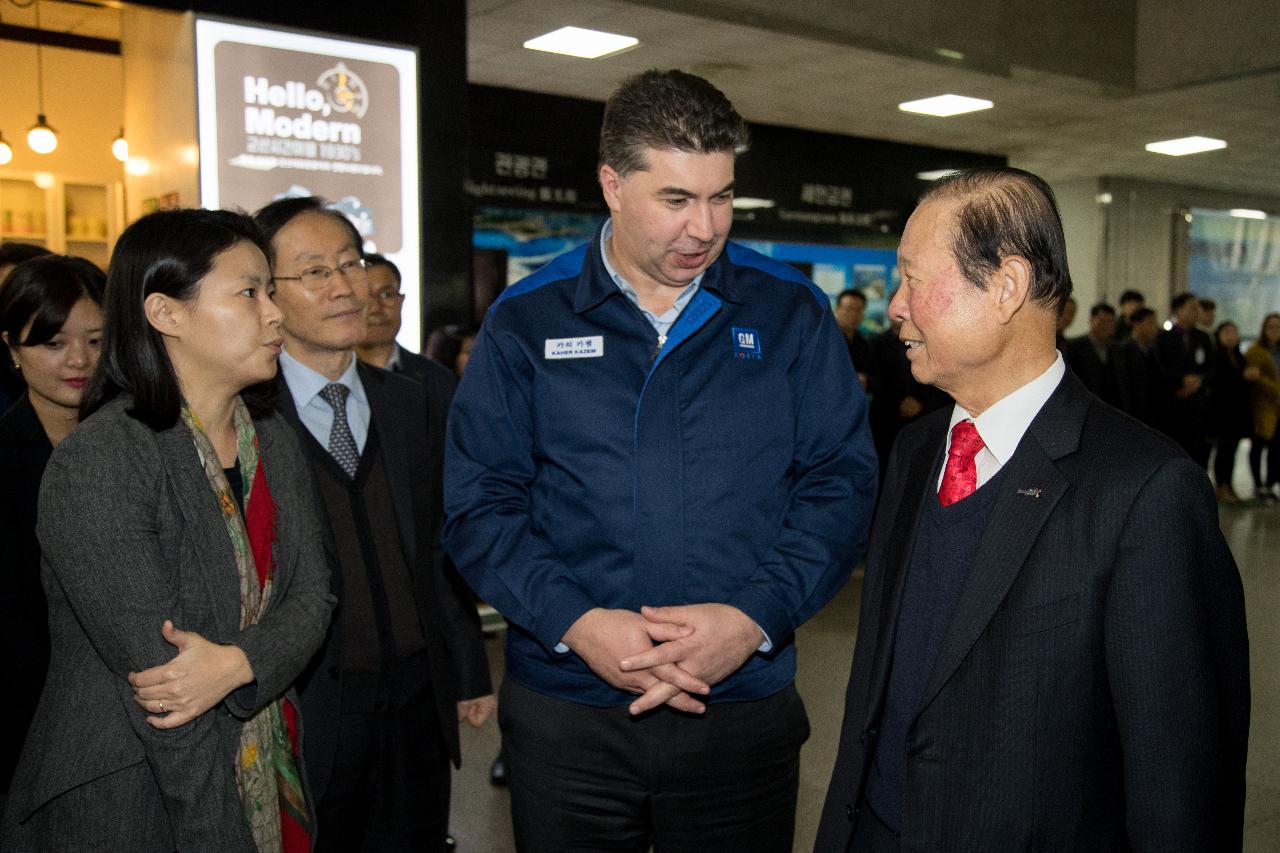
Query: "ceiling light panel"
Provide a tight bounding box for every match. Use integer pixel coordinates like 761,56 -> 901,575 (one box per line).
1144,136 -> 1227,156
898,94 -> 993,117
523,26 -> 639,59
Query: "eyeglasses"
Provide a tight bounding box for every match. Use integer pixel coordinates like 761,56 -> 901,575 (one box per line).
274,257 -> 369,290
371,289 -> 405,304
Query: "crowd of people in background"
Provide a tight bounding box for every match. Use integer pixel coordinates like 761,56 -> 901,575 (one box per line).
836,283 -> 1280,504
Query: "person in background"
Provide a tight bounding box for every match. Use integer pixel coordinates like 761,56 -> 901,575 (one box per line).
0,243 -> 52,292
2,209 -> 335,852
1156,292 -> 1216,469
355,253 -> 495,844
1245,312 -> 1280,502
1063,302 -> 1117,403
0,243 -> 54,412
254,197 -> 493,853
1199,298 -> 1218,333
1111,306 -> 1167,431
355,254 -> 455,398
1210,322 -> 1258,504
0,255 -> 104,810
425,323 -> 477,375
1114,288 -> 1145,342
868,317 -> 951,481
1055,295 -> 1077,350
835,288 -> 873,388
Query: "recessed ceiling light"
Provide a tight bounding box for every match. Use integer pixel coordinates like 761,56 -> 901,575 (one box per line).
732,197 -> 776,209
523,26 -> 638,59
916,169 -> 960,181
1144,136 -> 1227,156
1230,208 -> 1266,220
898,94 -> 993,117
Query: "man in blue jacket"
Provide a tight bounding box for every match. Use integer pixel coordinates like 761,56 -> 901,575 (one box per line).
444,69 -> 878,852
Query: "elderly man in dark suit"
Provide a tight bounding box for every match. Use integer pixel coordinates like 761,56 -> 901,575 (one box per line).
816,167 -> 1249,853
254,198 -> 493,852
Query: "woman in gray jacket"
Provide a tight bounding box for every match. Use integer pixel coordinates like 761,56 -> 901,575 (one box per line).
2,209 -> 335,852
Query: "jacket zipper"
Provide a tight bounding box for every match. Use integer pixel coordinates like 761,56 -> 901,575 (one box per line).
650,333 -> 667,364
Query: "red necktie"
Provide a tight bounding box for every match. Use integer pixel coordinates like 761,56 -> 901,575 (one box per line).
939,420 -> 986,507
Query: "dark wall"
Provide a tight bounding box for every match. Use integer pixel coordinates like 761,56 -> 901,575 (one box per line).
133,0 -> 472,340
467,84 -> 1006,246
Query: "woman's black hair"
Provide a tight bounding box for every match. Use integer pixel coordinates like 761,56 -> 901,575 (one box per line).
81,208 -> 276,428
424,324 -> 477,376
0,254 -> 105,383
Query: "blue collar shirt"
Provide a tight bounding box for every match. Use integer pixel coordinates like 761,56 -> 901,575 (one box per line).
279,347 -> 371,454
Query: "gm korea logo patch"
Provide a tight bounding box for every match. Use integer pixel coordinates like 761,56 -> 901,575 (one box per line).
732,327 -> 762,360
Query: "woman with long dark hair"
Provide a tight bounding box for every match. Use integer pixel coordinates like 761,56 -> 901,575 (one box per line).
1246,312 -> 1280,502
0,255 -> 105,801
2,209 -> 334,852
1209,321 -> 1257,503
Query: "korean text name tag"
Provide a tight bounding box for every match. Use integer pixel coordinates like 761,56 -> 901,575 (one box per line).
545,336 -> 604,360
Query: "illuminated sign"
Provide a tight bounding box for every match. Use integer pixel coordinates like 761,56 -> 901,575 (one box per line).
195,19 -> 423,350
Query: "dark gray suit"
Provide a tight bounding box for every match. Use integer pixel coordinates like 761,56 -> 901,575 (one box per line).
816,371 -> 1249,852
277,362 -> 490,835
2,397 -> 335,852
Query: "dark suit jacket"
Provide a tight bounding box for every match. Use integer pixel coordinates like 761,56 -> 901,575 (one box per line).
390,345 -> 493,700
279,361 -> 490,804
1063,334 -> 1118,404
1155,325 -> 1215,437
1112,339 -> 1168,432
0,396 -> 53,794
816,371 -> 1249,852
3,397 -> 335,852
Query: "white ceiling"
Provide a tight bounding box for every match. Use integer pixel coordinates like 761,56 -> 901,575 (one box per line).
10,1 -> 1279,201
468,0 -> 1280,201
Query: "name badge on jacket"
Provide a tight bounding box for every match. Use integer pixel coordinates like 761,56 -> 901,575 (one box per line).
545,336 -> 604,359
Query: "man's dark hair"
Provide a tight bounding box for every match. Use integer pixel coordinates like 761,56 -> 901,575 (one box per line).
1170,292 -> 1199,312
1118,289 -> 1144,305
253,196 -> 363,260
836,288 -> 866,306
1090,302 -> 1116,318
1198,298 -> 1216,310
365,252 -> 401,284
82,209 -> 275,427
599,69 -> 748,176
919,167 -> 1073,314
1130,307 -> 1156,325
0,255 -> 105,383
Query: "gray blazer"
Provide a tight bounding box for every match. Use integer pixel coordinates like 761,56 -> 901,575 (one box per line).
2,397 -> 336,852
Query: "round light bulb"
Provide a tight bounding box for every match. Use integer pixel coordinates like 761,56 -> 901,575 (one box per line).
27,115 -> 58,155
112,131 -> 129,163
0,134 -> 12,166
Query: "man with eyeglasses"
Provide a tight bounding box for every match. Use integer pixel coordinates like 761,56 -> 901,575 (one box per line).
253,197 -> 493,853
356,254 -> 452,390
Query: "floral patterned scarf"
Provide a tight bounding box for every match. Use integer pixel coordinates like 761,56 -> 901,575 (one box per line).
180,398 -> 310,853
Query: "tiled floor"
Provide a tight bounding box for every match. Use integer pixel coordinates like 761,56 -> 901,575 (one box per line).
448,462 -> 1279,851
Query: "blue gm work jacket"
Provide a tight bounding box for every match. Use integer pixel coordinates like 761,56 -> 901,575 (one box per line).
443,226 -> 878,707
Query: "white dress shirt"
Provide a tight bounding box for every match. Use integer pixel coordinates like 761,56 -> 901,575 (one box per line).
939,352 -> 1066,491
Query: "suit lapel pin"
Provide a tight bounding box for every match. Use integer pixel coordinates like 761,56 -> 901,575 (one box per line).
1017,488 -> 1042,498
